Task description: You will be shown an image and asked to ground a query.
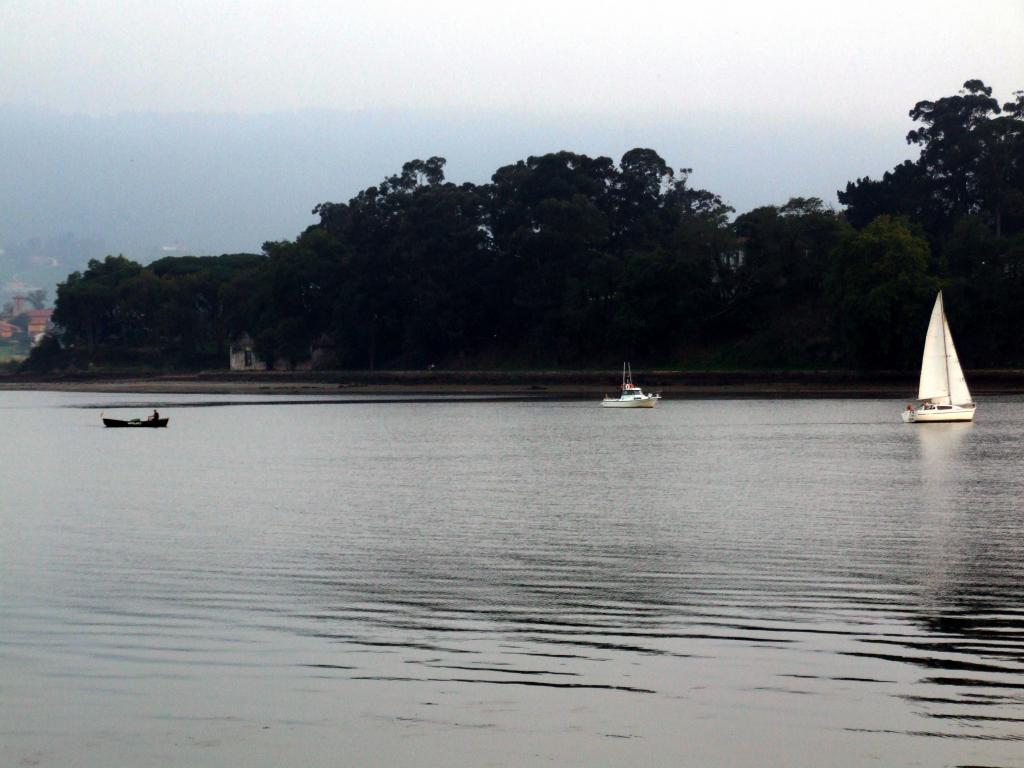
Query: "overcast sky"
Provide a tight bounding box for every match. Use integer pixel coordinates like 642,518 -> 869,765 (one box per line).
1,1 -> 1022,264
3,1 -> 1020,120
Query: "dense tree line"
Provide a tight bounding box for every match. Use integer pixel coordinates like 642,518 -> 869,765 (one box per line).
31,80 -> 1024,372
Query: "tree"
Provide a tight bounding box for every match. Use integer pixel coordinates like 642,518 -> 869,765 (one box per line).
53,255 -> 144,354
906,79 -> 1003,231
978,90 -> 1024,237
827,216 -> 939,368
26,289 -> 47,309
34,113 -> 1024,374
727,198 -> 849,364
839,80 -> 1024,241
486,152 -> 617,363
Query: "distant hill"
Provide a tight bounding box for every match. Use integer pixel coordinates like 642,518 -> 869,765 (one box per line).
0,104 -> 910,299
0,234 -> 107,300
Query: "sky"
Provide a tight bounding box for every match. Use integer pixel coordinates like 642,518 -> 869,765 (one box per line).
0,0 -> 1021,272
2,1 -> 1021,121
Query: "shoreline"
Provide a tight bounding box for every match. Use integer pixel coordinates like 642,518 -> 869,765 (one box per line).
3,369 -> 1024,397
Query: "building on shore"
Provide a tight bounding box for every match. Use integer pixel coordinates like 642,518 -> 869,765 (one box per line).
24,309 -> 54,337
229,334 -> 267,371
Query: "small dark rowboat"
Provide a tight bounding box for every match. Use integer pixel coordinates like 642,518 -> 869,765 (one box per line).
102,417 -> 169,428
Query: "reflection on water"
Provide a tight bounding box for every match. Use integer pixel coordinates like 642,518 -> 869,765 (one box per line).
913,420 -> 971,467
1,392 -> 1023,766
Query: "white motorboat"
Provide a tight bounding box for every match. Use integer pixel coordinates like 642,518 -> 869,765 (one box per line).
601,363 -> 661,408
902,291 -> 975,423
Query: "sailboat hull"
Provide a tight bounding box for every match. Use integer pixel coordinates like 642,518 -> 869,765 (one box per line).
902,404 -> 975,423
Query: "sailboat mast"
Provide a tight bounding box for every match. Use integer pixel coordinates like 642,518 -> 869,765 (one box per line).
939,291 -> 952,402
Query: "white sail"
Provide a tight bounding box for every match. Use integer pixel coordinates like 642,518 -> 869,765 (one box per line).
943,313 -> 972,405
903,291 -> 976,422
917,293 -> 950,403
916,291 -> 972,406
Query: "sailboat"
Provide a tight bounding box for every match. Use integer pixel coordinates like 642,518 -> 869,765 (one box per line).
902,291 -> 975,423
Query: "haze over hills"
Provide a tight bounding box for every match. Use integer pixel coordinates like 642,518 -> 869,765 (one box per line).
0,104 -> 913,298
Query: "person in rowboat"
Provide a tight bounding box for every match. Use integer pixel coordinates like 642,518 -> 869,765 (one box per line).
149,409 -> 160,422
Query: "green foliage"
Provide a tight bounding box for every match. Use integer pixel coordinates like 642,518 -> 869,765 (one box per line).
840,80 -> 1024,239
827,217 -> 938,368
50,253 -> 261,368
26,289 -> 48,309
837,79 -> 1024,367
27,80 -> 1024,373
19,334 -> 67,372
727,198 -> 851,364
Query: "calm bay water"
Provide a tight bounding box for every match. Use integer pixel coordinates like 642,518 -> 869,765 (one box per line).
1,391 -> 1023,767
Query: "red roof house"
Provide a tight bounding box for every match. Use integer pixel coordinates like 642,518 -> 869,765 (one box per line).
24,309 -> 53,336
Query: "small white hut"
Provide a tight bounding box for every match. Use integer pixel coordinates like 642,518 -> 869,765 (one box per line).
229,333 -> 267,371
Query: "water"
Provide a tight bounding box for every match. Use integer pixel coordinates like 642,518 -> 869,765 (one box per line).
1,391 -> 1023,767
